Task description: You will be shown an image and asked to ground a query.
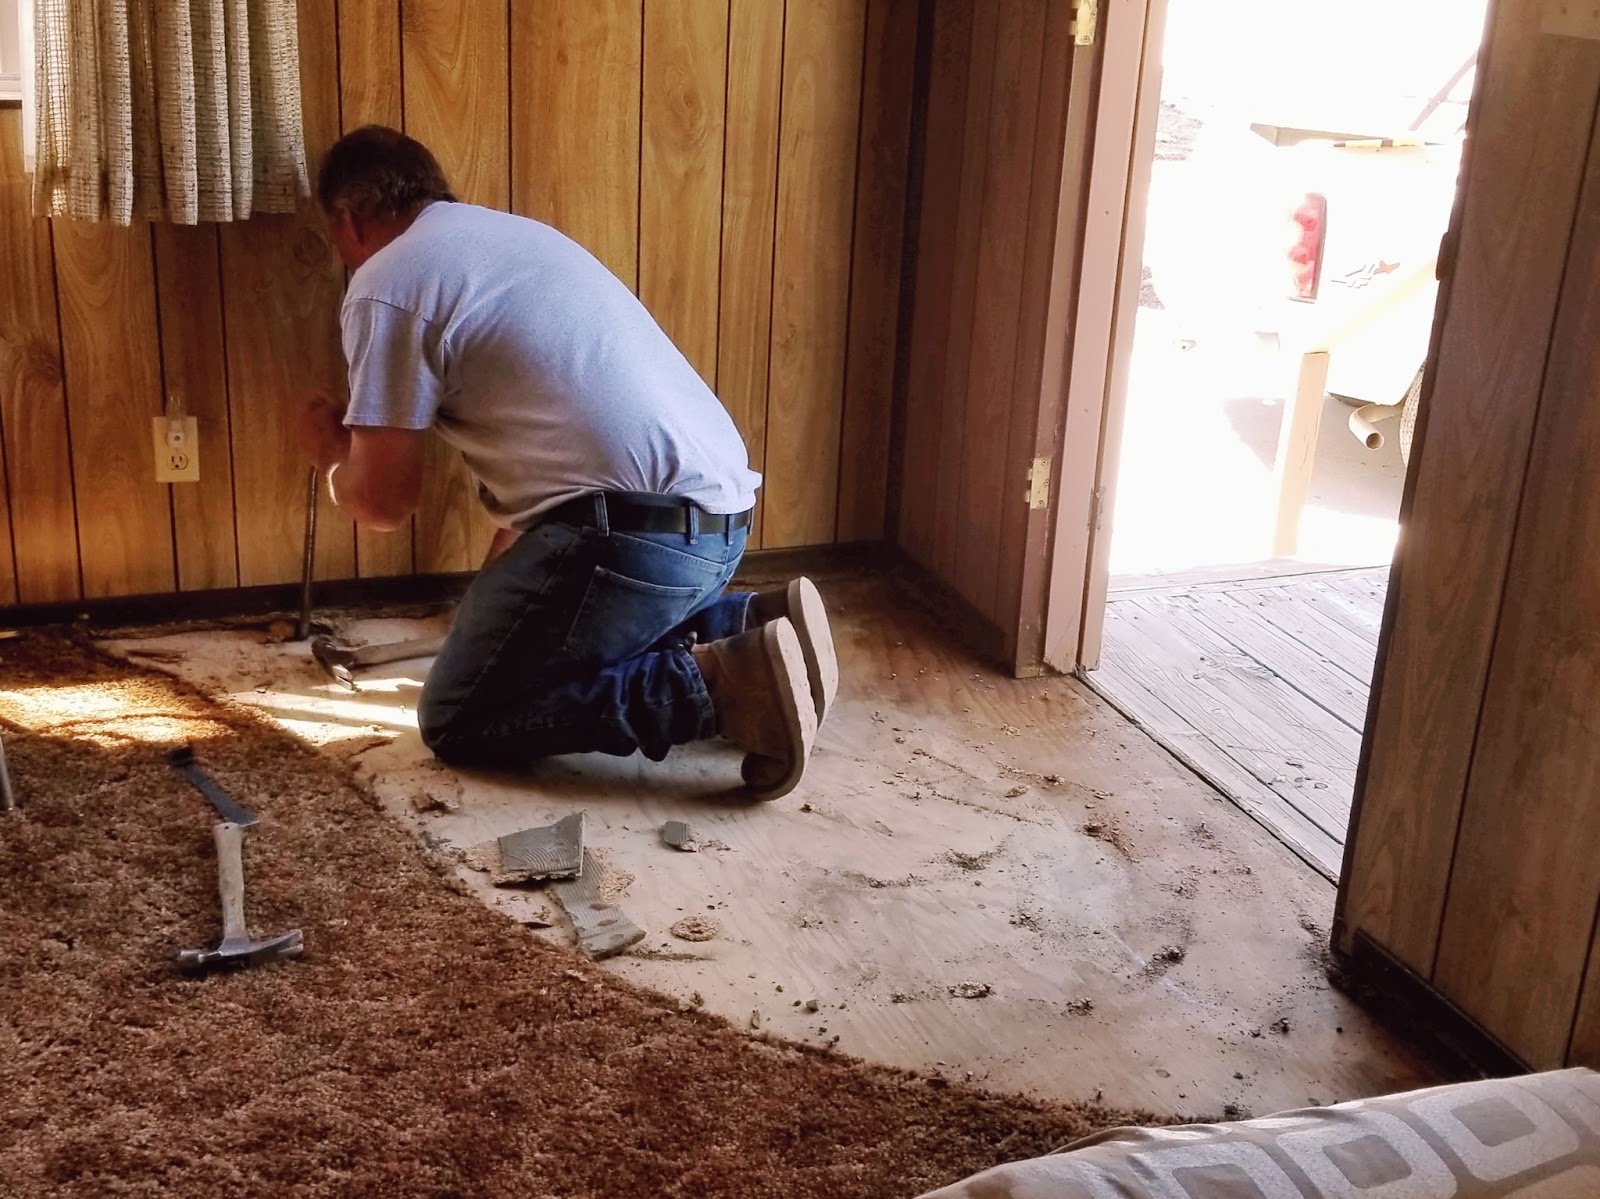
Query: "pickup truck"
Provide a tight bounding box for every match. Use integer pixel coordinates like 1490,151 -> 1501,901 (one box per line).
1141,110 -> 1465,462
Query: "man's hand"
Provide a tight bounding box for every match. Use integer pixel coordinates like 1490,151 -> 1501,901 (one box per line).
298,395 -> 351,472
483,527 -> 522,569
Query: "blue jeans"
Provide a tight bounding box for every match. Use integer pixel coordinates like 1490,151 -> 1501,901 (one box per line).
418,497 -> 751,766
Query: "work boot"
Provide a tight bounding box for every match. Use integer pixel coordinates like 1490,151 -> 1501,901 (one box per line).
693,618 -> 817,801
745,577 -> 838,726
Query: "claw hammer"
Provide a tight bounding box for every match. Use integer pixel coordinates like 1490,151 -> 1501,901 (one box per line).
169,746 -> 303,975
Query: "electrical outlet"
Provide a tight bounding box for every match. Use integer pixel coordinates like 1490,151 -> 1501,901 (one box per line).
153,416 -> 200,483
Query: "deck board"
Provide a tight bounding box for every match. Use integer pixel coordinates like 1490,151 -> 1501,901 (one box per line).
1094,567 -> 1388,879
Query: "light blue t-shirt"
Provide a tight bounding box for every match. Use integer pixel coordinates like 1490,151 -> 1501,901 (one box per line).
341,202 -> 761,529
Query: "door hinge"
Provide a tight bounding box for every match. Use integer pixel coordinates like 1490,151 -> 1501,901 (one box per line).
1089,485 -> 1107,531
1027,457 -> 1052,510
1072,0 -> 1099,46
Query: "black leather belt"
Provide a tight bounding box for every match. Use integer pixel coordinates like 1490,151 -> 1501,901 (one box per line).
546,492 -> 753,537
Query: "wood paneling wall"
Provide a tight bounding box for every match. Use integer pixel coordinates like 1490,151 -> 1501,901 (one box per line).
1336,0 -> 1600,1070
898,0 -> 1091,667
0,0 -> 917,607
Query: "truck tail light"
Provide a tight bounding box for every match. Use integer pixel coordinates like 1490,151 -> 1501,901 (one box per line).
1288,193 -> 1328,302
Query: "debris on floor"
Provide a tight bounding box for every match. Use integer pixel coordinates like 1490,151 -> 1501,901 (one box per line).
1082,818 -> 1136,860
494,811 -> 585,885
551,848 -> 646,960
669,915 -> 718,942
948,982 -> 993,999
119,646 -> 188,665
263,618 -> 298,644
411,787 -> 461,815
490,890 -> 556,928
461,842 -> 497,873
660,819 -> 699,852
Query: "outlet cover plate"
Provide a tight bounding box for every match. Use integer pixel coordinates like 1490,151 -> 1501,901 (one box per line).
153,417 -> 200,483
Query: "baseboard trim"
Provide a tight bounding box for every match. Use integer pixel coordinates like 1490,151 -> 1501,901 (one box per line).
1330,930 -> 1529,1080
884,549 -> 1008,667
0,543 -> 1015,669
0,544 -> 892,634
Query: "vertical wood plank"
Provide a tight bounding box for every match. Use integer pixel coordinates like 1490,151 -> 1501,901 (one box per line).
153,223 -> 239,591
836,0 -> 918,544
0,108 -> 76,603
222,0 -> 353,586
931,1 -> 998,579
403,0 -> 509,572
52,222 -> 176,598
717,0 -> 784,548
1431,109 -> 1600,1068
953,0 -> 1046,618
340,0 -> 416,579
339,0 -> 402,135
1338,0 -> 1600,974
512,0 -> 642,289
641,0 -> 727,386
763,0 -> 867,548
898,0 -> 975,571
403,0 -> 509,211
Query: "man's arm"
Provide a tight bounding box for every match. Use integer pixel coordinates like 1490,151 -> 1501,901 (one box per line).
333,427 -> 427,530
299,399 -> 426,531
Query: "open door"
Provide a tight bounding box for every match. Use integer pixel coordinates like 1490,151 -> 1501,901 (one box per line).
897,0 -> 1165,677
1037,0 -> 1169,674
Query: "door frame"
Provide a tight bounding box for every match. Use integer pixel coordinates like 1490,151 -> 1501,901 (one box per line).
1037,0 -> 1169,673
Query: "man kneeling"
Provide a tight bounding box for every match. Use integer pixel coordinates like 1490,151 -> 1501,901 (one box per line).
298,126 -> 837,799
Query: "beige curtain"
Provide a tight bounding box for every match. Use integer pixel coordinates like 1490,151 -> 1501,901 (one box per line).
31,0 -> 308,224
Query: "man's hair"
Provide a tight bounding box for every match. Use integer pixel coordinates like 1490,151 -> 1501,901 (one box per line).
317,125 -> 457,221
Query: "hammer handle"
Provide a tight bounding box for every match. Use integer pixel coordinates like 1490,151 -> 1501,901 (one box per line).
296,467 -> 319,641
351,634 -> 448,667
214,822 -> 250,944
170,755 -> 257,827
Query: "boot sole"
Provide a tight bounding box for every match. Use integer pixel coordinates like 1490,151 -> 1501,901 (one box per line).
742,618 -> 817,801
786,577 -> 839,726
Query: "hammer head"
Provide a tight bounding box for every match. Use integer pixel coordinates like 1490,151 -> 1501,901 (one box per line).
177,929 -> 304,976
309,635 -> 358,690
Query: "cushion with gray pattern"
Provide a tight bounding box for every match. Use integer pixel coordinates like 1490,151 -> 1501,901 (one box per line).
918,1069 -> 1600,1198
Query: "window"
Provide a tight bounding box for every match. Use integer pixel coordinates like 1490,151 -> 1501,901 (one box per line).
0,0 -> 21,103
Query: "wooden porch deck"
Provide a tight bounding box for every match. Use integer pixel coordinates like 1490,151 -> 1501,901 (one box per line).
1091,567 -> 1389,879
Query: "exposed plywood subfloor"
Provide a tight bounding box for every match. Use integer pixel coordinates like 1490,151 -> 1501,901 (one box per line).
100,571 -> 1434,1121
1094,567 -> 1389,881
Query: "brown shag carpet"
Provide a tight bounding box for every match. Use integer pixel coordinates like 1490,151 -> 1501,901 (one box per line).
0,634 -> 1157,1198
